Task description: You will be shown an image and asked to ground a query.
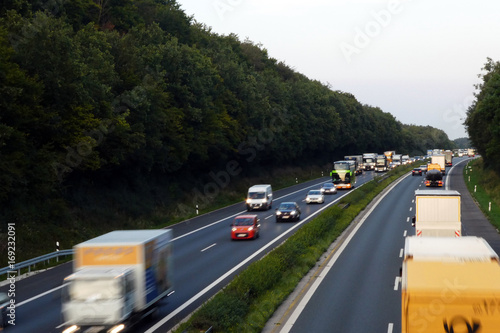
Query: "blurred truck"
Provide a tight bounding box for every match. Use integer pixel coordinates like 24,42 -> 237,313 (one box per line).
344,155 -> 363,175
402,236 -> 500,333
413,189 -> 461,237
331,160 -> 356,189
425,169 -> 443,187
431,154 -> 446,174
62,229 -> 173,333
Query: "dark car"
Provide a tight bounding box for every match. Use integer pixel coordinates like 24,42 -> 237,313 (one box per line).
412,168 -> 422,176
276,202 -> 301,222
320,182 -> 338,194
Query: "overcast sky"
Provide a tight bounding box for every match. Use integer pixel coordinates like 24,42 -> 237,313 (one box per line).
177,0 -> 500,140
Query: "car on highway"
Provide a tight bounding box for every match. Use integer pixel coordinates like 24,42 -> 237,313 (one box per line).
276,202 -> 301,222
0,292 -> 9,328
305,190 -> 325,204
412,168 -> 422,176
320,182 -> 337,194
231,215 -> 261,240
419,164 -> 428,172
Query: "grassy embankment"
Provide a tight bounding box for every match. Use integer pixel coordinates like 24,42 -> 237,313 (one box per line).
173,162 -> 418,333
464,158 -> 500,230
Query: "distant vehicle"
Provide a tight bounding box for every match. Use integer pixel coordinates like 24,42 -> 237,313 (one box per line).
61,230 -> 173,333
402,154 -> 410,164
320,182 -> 337,194
411,168 -> 422,176
384,151 -> 395,164
425,169 -> 443,187
388,162 -> 397,169
344,155 -> 363,175
306,190 -> 325,204
331,160 -> 356,189
468,148 -> 476,157
276,202 -> 301,222
419,164 -> 427,172
362,153 -> 377,171
231,215 -> 261,240
0,292 -> 9,328
444,150 -> 453,167
246,184 -> 273,211
375,155 -> 388,172
401,236 -> 500,333
392,154 -> 402,166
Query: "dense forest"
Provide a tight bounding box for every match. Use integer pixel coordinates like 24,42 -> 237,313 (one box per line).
0,0 -> 455,258
465,58 -> 500,173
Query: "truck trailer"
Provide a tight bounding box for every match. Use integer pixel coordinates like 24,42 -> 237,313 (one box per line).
414,189 -> 461,237
62,229 -> 173,333
431,154 -> 446,174
402,236 -> 500,333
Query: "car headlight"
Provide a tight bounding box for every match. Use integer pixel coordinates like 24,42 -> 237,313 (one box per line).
246,199 -> 251,204
291,210 -> 297,215
320,188 -> 325,192
276,211 -> 282,215
232,227 -> 237,232
248,226 -> 254,231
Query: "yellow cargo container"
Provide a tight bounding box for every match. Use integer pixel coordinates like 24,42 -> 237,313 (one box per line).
402,236 -> 500,333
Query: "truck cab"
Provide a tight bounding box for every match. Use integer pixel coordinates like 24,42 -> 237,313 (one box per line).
62,268 -> 135,332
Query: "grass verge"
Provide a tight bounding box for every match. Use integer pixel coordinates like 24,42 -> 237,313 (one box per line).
464,158 -> 500,230
173,163 -> 417,333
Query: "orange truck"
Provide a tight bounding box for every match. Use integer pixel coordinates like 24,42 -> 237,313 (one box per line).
62,230 -> 173,333
402,236 -> 500,333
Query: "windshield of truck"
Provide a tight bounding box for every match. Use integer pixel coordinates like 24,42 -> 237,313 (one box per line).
68,279 -> 122,301
248,191 -> 265,199
376,158 -> 385,164
334,163 -> 349,171
364,158 -> 374,163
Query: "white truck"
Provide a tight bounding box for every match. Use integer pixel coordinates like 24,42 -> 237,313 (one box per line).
393,154 -> 402,165
402,236 -> 500,333
362,153 -> 377,171
430,154 -> 446,174
62,230 -> 173,333
413,189 -> 461,237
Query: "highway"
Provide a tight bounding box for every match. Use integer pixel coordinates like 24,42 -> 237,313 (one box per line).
0,169 -> 377,332
264,156 -> 500,333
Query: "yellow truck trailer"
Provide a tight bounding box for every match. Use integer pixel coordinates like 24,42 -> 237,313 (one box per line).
402,236 -> 500,333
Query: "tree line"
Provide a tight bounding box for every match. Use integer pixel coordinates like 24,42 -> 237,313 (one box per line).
465,58 -> 500,173
0,0 -> 455,236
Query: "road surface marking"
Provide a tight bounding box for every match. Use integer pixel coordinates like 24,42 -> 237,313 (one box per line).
265,215 -> 274,220
394,277 -> 401,290
201,243 -> 217,252
406,217 -> 409,222
145,185 -> 360,333
388,323 -> 394,333
403,230 -> 407,237
409,207 -> 412,211
17,285 -> 64,307
399,248 -> 404,258
277,174 -> 410,333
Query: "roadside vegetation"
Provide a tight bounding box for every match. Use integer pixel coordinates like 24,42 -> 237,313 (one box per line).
0,0 -> 455,267
464,158 -> 500,230
173,162 -> 418,333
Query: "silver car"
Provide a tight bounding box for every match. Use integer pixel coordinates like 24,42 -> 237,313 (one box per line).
306,190 -> 325,204
321,182 -> 338,194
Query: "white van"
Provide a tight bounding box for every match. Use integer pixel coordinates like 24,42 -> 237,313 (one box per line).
246,185 -> 273,211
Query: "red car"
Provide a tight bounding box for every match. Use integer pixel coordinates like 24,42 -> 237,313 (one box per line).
231,215 -> 261,240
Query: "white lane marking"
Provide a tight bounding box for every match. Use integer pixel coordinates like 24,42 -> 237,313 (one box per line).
279,174 -> 410,333
172,180 -> 331,242
404,230 -> 407,237
394,277 -> 401,290
145,185 -> 360,333
409,207 -> 413,211
399,248 -> 404,258
406,217 -> 409,223
201,243 -> 217,252
412,199 -> 414,203
388,323 -> 394,333
17,285 -> 64,307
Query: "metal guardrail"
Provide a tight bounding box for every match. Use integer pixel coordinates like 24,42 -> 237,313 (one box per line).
0,249 -> 73,279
